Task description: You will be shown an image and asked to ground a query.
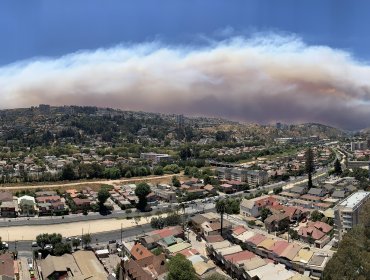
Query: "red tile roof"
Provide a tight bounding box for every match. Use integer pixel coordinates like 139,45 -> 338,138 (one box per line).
179,248 -> 200,257
232,226 -> 247,236
131,243 -> 154,261
224,250 -> 256,263
310,221 -> 333,233
205,235 -> 225,243
298,226 -> 325,240
270,240 -> 290,256
247,234 -> 267,246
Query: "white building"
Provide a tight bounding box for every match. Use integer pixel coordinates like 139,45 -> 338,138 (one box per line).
140,152 -> 172,164
333,191 -> 370,242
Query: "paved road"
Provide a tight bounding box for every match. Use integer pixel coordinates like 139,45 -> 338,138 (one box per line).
13,223 -> 153,252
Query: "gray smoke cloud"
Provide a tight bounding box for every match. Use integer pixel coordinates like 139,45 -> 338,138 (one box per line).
1,34 -> 370,130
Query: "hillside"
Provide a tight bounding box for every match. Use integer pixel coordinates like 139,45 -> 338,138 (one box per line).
0,106 -> 345,149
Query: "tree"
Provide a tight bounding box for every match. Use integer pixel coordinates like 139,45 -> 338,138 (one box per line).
153,166 -> 164,175
53,243 -> 72,256
151,217 -> 165,229
172,176 -> 181,188
82,234 -> 91,248
36,233 -> 62,249
260,207 -> 272,222
273,186 -> 283,195
310,210 -> 324,222
305,147 -> 315,189
216,200 -> 226,236
323,200 -> 370,280
167,254 -> 197,280
333,158 -> 342,175
72,238 -> 81,250
289,229 -> 299,240
165,213 -> 182,226
61,164 -> 75,180
97,188 -> 110,205
163,164 -> 181,174
135,182 -> 151,211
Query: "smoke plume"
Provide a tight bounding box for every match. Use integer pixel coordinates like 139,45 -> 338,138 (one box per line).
1,34 -> 370,130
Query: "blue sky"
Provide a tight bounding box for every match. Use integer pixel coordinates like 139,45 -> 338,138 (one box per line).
0,0 -> 368,65
1,1 -> 370,129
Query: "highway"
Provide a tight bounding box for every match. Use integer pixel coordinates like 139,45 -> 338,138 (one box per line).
14,223 -> 153,253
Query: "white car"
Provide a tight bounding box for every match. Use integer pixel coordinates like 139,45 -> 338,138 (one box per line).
44,244 -> 53,250
27,258 -> 33,270
2,242 -> 8,249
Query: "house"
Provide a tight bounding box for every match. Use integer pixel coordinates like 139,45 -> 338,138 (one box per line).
152,188 -> 176,203
0,192 -> 13,203
0,252 -> 17,280
297,222 -> 332,248
36,195 -> 61,204
289,186 -> 307,195
264,213 -> 290,232
35,190 -> 57,197
37,250 -> 107,280
331,190 -> 346,199
307,188 -> 326,197
203,184 -> 217,194
73,198 -> 91,208
0,201 -> 18,218
240,195 -> 278,218
17,195 -> 36,216
220,184 -> 234,194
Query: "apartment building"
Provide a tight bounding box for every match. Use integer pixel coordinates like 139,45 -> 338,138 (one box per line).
333,191 -> 370,242
217,167 -> 268,187
140,152 -> 172,163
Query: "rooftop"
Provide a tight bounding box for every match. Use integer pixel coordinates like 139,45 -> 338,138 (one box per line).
337,191 -> 370,209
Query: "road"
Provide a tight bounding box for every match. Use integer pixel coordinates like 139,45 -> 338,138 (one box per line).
15,223 -> 153,252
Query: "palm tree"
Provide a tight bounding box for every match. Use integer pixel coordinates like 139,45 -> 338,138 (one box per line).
216,200 -> 226,236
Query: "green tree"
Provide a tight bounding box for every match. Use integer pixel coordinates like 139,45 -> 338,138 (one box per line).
53,243 -> 72,256
216,199 -> 226,236
172,176 -> 181,188
82,234 -> 91,248
167,254 -> 197,280
289,229 -> 299,240
310,210 -> 324,222
72,238 -> 81,250
135,182 -> 151,211
273,186 -> 283,195
163,164 -> 180,174
333,158 -> 342,175
61,164 -> 76,180
260,207 -> 272,222
153,166 -> 164,175
97,188 -> 110,205
305,147 -> 314,188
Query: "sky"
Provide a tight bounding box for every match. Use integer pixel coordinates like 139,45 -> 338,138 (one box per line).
1,0 -> 370,130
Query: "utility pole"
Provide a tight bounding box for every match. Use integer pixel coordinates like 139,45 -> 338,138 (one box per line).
120,223 -> 123,244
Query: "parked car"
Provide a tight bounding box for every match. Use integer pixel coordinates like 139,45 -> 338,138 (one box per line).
27,258 -> 33,270
31,242 -> 38,247
2,242 -> 8,249
44,244 -> 53,250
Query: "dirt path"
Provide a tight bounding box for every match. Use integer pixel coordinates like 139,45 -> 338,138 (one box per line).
3,217 -> 151,241
0,174 -> 180,191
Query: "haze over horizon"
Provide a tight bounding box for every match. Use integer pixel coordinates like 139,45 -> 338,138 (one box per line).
1,1 -> 370,130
